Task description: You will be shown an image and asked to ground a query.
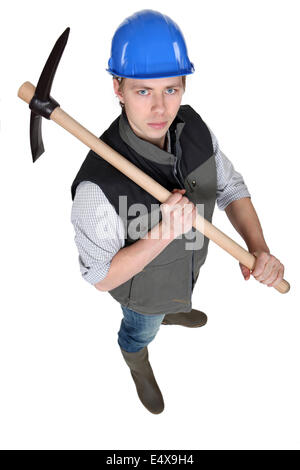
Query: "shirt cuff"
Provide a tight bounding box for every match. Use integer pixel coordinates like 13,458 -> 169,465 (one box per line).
217,189 -> 251,211
78,257 -> 111,285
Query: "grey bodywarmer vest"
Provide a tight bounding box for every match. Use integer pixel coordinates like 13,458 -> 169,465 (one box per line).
71,105 -> 217,315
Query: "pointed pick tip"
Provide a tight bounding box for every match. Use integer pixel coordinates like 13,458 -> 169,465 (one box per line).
32,144 -> 45,163
63,27 -> 70,39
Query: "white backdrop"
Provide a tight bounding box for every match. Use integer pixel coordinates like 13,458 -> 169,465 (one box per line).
0,0 -> 299,450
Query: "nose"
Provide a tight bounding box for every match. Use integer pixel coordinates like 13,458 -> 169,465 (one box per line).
151,93 -> 166,115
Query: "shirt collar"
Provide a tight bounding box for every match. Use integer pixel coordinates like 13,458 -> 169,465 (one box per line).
119,108 -> 185,165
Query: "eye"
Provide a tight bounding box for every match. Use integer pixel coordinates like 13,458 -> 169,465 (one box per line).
166,88 -> 176,94
138,89 -> 148,96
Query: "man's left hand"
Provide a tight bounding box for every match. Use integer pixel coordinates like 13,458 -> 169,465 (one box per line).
239,250 -> 285,288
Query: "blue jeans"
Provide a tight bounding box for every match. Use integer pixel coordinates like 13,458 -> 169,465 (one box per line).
118,305 -> 165,353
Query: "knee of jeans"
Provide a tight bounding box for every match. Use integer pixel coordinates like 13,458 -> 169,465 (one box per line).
139,326 -> 160,343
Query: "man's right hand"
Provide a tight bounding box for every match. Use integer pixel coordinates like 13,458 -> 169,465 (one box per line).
160,188 -> 197,240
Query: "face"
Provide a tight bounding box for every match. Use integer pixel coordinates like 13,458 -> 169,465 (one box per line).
113,77 -> 184,149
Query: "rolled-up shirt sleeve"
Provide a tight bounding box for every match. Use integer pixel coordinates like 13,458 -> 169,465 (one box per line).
207,126 -> 251,211
71,181 -> 125,285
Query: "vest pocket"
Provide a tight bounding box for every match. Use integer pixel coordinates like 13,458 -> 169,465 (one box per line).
128,255 -> 193,312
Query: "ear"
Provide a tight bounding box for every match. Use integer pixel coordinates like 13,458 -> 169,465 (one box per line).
113,78 -> 124,104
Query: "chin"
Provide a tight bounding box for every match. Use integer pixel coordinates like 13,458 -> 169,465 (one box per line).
147,129 -> 166,138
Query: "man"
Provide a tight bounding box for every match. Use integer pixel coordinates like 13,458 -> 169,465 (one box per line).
70,9 -> 284,414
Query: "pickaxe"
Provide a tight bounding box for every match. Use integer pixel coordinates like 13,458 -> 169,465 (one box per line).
17,28 -> 290,294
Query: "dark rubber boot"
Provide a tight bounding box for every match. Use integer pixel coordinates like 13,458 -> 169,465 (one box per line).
162,309 -> 207,328
120,346 -> 164,414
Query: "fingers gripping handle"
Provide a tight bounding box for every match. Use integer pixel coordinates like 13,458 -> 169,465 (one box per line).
18,81 -> 290,294
193,214 -> 290,294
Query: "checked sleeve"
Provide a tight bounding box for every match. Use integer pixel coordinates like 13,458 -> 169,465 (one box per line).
70,181 -> 125,285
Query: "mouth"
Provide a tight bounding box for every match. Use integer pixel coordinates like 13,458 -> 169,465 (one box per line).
147,121 -> 168,129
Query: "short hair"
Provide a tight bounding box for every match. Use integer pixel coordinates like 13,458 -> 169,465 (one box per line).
113,75 -> 186,109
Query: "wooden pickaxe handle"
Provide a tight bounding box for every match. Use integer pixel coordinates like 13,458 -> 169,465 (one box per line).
18,81 -> 290,294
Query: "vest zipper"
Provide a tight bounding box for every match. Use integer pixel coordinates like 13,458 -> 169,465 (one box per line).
171,128 -> 184,188
191,250 -> 195,291
172,130 -> 194,295
173,159 -> 182,187
175,131 -> 186,188
177,161 -> 185,187
173,158 -> 185,189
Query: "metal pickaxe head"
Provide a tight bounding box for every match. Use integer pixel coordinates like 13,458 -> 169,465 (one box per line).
28,27 -> 70,162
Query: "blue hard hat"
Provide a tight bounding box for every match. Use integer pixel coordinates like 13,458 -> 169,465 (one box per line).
106,9 -> 195,79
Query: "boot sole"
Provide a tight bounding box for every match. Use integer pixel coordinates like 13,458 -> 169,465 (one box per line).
161,322 -> 206,328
